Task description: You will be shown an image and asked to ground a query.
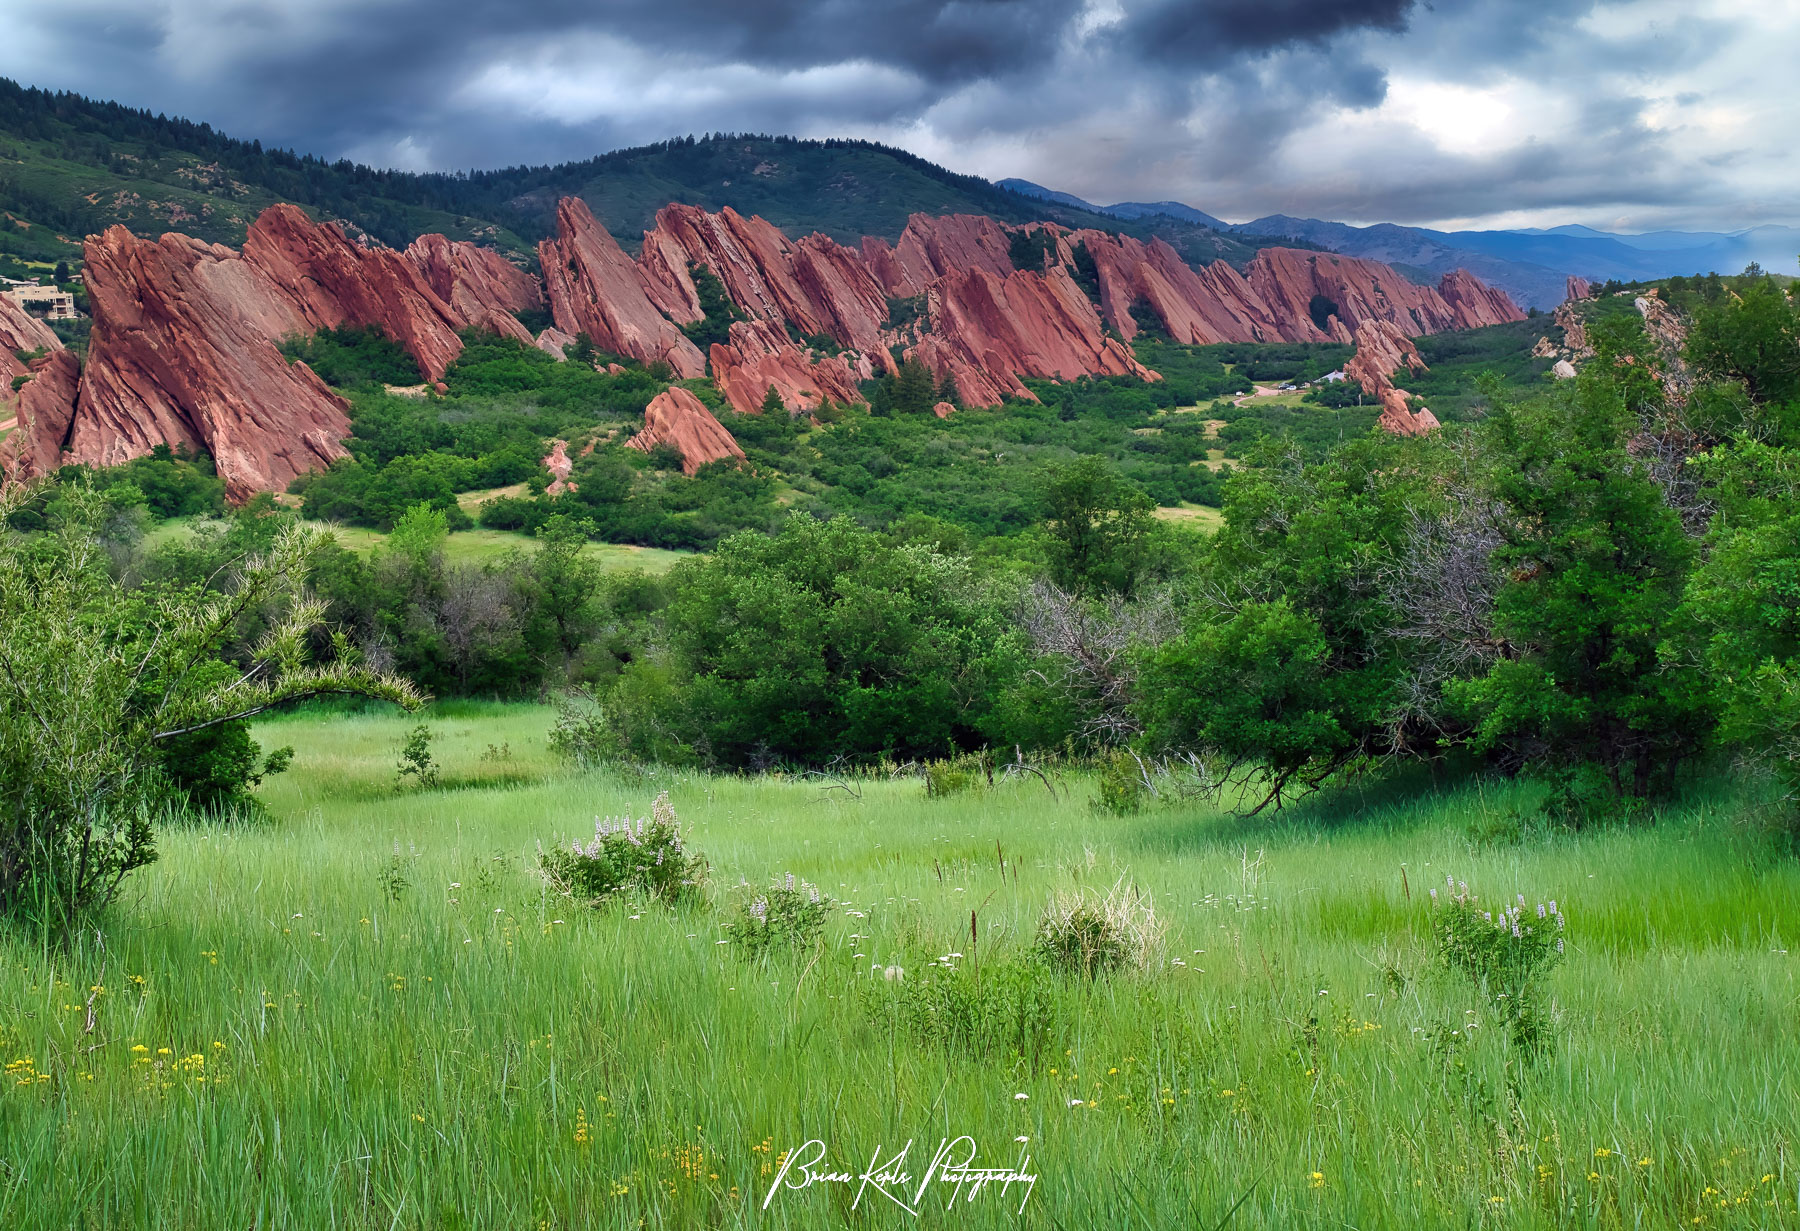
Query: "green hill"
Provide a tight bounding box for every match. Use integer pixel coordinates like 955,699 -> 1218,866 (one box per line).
0,78 -> 1262,271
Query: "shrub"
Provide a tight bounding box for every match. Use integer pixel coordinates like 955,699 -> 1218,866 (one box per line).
1033,879 -> 1164,978
1431,876 -> 1567,1055
539,792 -> 706,907
924,753 -> 985,797
726,873 -> 831,957
1094,749 -> 1150,815
0,481 -> 417,931
394,725 -> 439,789
871,958 -> 1058,1065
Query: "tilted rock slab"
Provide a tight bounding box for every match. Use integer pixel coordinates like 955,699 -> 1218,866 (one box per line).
70,224 -> 354,500
709,318 -> 866,416
539,198 -> 705,378
3,206 -> 538,501
911,265 -> 1157,406
862,213 -> 1015,299
405,233 -> 540,345
625,386 -> 745,474
639,205 -> 892,362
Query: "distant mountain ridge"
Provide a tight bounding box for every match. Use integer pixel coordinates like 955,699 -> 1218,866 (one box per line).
0,78 -> 1261,272
1005,175 -> 1799,310
998,178 -> 1229,231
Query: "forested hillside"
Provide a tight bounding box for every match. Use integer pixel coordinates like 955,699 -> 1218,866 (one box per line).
0,78 -> 1261,267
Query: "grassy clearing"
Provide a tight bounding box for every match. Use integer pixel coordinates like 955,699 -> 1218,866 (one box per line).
141,517 -> 689,572
1,705 -> 1796,1227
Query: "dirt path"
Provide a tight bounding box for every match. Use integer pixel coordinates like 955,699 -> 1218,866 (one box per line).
1232,384 -> 1284,408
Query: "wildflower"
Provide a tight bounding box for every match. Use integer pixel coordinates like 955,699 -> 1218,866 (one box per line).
785,872 -> 795,891
1068,1099 -> 1083,1108
1014,1093 -> 1028,1101
1309,1172 -> 1325,1189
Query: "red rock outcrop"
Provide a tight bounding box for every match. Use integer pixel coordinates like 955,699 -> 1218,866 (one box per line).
911,265 -> 1157,406
1377,392 -> 1440,437
1344,318 -> 1427,400
626,387 -> 744,474
1437,268 -> 1526,330
404,233 -> 540,344
638,205 -> 893,361
535,327 -> 578,360
708,318 -> 866,416
1059,228 -> 1288,345
543,438 -> 573,494
0,349 -> 81,480
539,198 -> 705,378
69,225 -> 352,500
1342,318 -> 1439,438
932,400 -> 955,419
1565,275 -> 1592,302
0,295 -> 63,392
862,213 -> 1015,298
241,205 -> 469,381
1244,247 -> 1522,343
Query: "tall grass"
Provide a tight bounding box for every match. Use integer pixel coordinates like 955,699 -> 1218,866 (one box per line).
0,704 -> 1795,1227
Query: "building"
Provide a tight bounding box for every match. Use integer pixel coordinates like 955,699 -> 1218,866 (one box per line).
2,283 -> 78,321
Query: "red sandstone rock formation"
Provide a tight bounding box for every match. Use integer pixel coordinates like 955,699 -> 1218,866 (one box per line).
1436,268 -> 1525,329
932,400 -> 955,419
69,225 -> 353,501
242,205 -> 470,381
536,327 -> 578,360
638,205 -> 892,363
0,295 -> 62,392
1344,318 -> 1427,400
1565,275 -> 1592,302
1060,228 -> 1287,345
709,318 -> 865,416
0,350 -> 80,480
543,438 -> 573,494
1342,318 -> 1439,438
1244,248 -> 1522,343
404,233 -> 540,344
539,198 -> 705,378
911,265 -> 1157,406
626,387 -> 744,474
1377,391 -> 1440,437
862,213 -> 1015,298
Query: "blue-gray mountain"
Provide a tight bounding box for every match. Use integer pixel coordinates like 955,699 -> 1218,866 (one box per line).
1004,177 -> 1798,311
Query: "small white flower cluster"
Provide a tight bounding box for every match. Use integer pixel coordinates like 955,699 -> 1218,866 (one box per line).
1432,876 -> 1567,952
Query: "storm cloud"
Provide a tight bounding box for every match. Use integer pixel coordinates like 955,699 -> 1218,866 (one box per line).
1,0 -> 1794,232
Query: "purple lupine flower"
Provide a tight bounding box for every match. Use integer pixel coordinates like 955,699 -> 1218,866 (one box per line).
1555,937 -> 1564,953
785,872 -> 795,892
1537,903 -> 1546,919
751,897 -> 768,921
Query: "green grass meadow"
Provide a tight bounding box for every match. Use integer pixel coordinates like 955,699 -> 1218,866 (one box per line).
2,705 -> 1797,1227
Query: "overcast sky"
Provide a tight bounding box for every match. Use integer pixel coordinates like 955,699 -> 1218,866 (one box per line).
4,0 -> 1795,233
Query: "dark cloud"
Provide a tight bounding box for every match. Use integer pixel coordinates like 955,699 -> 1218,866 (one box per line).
0,0 -> 1790,231
1114,0 -> 1419,64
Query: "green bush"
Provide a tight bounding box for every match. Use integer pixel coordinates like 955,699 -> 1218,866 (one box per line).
538,792 -> 706,907
1431,877 -> 1566,1055
725,874 -> 831,957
